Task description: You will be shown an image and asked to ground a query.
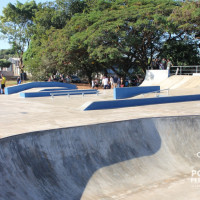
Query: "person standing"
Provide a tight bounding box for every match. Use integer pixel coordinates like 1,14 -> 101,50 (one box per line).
120,77 -> 124,87
0,74 -> 6,94
161,58 -> 167,69
167,59 -> 173,70
17,76 -> 21,85
91,79 -> 95,89
95,79 -> 99,89
156,58 -> 160,69
110,76 -> 114,89
150,59 -> 156,69
102,76 -> 109,89
113,75 -> 118,88
117,77 -> 121,88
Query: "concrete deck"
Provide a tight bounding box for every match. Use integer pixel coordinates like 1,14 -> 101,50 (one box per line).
1,85 -> 200,138
0,75 -> 200,200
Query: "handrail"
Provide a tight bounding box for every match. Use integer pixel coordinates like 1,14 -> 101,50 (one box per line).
141,89 -> 170,98
50,90 -> 99,98
170,65 -> 200,75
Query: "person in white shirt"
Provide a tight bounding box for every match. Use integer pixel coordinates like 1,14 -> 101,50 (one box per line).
102,76 -> 109,89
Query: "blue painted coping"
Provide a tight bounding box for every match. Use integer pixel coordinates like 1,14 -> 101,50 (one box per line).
114,86 -> 160,99
84,94 -> 200,110
5,82 -> 77,95
40,88 -> 72,92
20,89 -> 98,98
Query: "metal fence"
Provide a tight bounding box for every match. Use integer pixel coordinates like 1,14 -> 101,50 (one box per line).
170,66 -> 200,75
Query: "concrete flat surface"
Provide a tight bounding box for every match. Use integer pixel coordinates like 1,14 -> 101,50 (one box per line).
0,75 -> 200,200
1,86 -> 200,138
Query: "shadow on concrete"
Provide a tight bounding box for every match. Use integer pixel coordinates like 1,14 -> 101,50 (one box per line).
0,118 -> 161,200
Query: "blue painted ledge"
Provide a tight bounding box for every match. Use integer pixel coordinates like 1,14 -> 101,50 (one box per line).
5,82 -> 77,95
40,88 -> 72,92
114,86 -> 160,99
20,89 -> 98,98
83,94 -> 200,110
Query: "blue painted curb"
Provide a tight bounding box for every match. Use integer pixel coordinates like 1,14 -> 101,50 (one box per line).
84,94 -> 200,110
5,82 -> 77,95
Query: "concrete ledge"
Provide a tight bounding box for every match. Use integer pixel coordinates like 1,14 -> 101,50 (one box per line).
20,89 -> 98,98
114,86 -> 160,99
84,94 -> 200,110
5,82 -> 77,95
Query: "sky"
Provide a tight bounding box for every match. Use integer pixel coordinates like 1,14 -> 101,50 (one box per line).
0,0 -> 54,50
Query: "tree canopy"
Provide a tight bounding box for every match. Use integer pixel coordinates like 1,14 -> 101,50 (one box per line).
0,0 -> 38,72
0,49 -> 16,59
1,0 -> 200,81
0,59 -> 11,68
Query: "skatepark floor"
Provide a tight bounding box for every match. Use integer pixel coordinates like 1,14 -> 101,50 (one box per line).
1,86 -> 200,138
1,75 -> 200,200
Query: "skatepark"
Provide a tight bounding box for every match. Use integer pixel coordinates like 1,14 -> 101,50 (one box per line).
0,72 -> 200,200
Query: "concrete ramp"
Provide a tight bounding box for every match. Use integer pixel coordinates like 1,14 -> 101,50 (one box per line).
0,116 -> 200,199
159,75 -> 200,89
141,74 -> 200,90
140,70 -> 169,86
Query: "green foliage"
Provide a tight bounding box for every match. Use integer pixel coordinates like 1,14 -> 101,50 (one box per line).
0,59 -> 11,68
65,0 -> 178,77
24,0 -> 89,80
56,0 -> 87,16
24,0 -> 200,81
159,39 -> 200,66
0,49 -> 16,59
0,0 -> 38,48
0,0 -> 38,72
169,1 -> 200,33
33,2 -> 67,32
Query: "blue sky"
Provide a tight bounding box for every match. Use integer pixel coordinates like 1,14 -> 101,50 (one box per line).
0,0 -> 54,50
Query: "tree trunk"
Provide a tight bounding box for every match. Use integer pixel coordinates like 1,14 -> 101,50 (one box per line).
19,51 -> 24,73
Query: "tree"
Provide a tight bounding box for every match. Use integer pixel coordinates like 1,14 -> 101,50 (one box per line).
0,49 -> 16,59
0,59 -> 11,68
0,0 -> 38,73
168,0 -> 200,45
159,39 -> 200,65
65,0 -> 178,78
169,0 -> 200,33
23,0 -> 88,80
24,0 -> 200,81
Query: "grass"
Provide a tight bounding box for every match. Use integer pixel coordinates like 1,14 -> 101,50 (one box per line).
5,80 -> 31,87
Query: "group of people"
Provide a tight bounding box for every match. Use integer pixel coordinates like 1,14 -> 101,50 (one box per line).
47,74 -> 65,82
0,74 -> 6,94
150,58 -> 173,70
92,75 -> 140,89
